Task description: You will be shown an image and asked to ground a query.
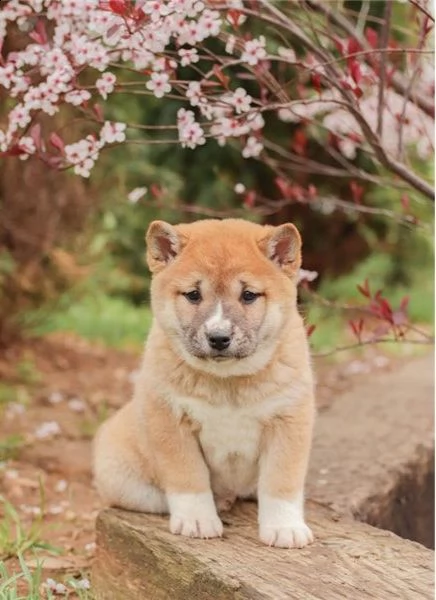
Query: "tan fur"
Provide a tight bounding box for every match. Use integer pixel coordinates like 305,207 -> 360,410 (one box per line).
93,218 -> 315,548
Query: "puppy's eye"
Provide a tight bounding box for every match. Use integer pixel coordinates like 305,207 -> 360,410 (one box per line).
241,290 -> 261,304
183,290 -> 202,304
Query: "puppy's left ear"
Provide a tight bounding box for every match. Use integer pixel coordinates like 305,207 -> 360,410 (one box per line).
146,220 -> 186,273
260,223 -> 302,277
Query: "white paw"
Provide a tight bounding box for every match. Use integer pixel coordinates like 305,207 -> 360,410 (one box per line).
259,521 -> 313,548
170,514 -> 223,538
258,494 -> 313,548
167,491 -> 223,539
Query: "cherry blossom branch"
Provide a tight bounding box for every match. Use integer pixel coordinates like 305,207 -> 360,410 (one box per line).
258,1 -> 434,201
302,0 -> 435,118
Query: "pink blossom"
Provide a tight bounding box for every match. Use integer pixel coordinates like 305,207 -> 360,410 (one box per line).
178,48 -> 200,67
242,136 -> 263,158
178,114 -> 206,149
225,35 -> 236,54
64,89 -> 91,107
241,36 -> 267,66
128,187 -> 148,203
65,136 -> 101,178
18,136 -> 36,160
96,72 -> 116,100
177,108 -> 196,128
100,122 -> 127,145
234,182 -> 246,194
186,81 -> 203,107
9,104 -> 31,132
146,72 -> 171,99
229,88 -> 252,114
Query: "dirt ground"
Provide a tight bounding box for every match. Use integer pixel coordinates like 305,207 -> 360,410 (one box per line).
0,332 -> 400,595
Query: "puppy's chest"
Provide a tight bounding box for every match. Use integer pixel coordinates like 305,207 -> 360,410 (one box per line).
178,399 -> 264,470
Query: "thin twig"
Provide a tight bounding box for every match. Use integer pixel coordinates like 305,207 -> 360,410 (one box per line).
377,0 -> 393,137
312,337 -> 434,358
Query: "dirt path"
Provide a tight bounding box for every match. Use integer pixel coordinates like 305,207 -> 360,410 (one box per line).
0,333 -> 418,595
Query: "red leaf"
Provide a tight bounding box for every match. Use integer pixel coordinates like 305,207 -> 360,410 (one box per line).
347,37 -> 361,55
365,27 -> 378,49
357,278 -> 370,298
227,9 -> 243,27
93,103 -> 104,122
349,60 -> 362,84
213,65 -> 230,88
375,297 -> 393,323
0,145 -> 26,157
400,296 -> 410,312
109,0 -> 128,15
401,194 -> 410,211
307,184 -> 317,199
29,19 -> 48,45
275,176 -> 291,198
292,129 -> 307,156
49,132 -> 65,152
306,324 -> 316,338
150,183 -> 162,199
243,190 -> 256,208
350,180 -> 364,204
349,319 -> 363,341
311,72 -> 322,94
132,6 -> 146,22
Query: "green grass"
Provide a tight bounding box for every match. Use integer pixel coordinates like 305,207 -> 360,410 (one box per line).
0,558 -> 94,599
33,294 -> 152,350
0,496 -> 57,562
0,436 -> 26,462
0,555 -> 44,600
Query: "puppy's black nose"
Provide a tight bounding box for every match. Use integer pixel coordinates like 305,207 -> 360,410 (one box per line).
207,334 -> 231,351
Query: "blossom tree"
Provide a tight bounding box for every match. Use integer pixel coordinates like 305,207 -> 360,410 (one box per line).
0,0 -> 434,348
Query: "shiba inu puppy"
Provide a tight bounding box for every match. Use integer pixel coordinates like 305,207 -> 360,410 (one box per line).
93,219 -> 315,548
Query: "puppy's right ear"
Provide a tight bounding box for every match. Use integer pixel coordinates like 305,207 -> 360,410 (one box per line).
146,221 -> 185,273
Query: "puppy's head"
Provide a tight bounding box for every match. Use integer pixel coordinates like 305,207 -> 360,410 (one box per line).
146,219 -> 301,377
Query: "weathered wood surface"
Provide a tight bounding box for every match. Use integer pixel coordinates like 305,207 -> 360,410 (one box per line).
94,501 -> 433,600
93,353 -> 435,599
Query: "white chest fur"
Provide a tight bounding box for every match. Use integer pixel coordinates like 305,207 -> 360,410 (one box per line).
171,395 -> 291,498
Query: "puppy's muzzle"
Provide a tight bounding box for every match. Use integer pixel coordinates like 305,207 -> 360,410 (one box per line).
207,333 -> 231,351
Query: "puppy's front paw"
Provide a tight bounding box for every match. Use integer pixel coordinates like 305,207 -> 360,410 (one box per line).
258,495 -> 313,548
259,521 -> 313,548
170,514 -> 223,538
167,491 -> 223,539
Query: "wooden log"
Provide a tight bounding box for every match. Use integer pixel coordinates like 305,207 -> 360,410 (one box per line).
93,501 -> 433,600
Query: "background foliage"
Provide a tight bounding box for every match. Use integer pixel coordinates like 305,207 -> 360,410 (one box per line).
0,0 -> 433,352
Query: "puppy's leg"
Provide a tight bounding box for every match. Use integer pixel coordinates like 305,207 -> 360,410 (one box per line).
93,403 -> 168,514
144,396 -> 223,539
258,398 -> 315,549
